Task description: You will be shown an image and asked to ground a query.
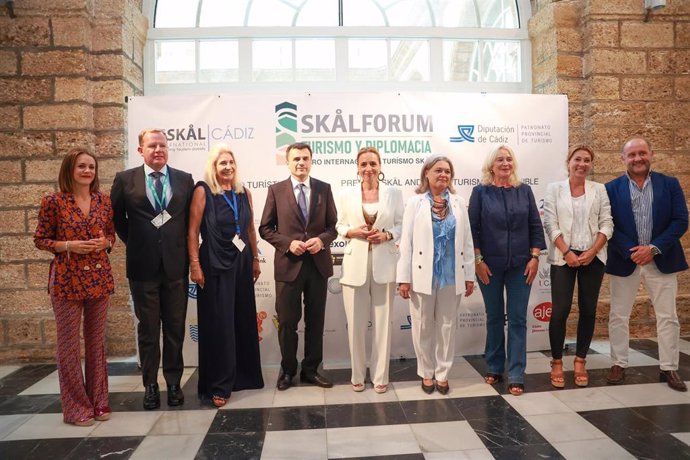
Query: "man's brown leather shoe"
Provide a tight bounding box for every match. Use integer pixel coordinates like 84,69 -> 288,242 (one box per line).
660,370 -> 687,392
606,365 -> 625,384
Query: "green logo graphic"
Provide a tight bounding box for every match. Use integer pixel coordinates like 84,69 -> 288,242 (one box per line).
275,101 -> 297,151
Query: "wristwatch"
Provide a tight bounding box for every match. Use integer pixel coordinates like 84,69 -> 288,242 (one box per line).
650,245 -> 661,256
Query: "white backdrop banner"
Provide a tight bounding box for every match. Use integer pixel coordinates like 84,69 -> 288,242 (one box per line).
126,92 -> 568,368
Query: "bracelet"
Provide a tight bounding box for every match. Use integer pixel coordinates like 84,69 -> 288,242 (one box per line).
65,241 -> 70,261
531,253 -> 540,260
190,257 -> 199,262
475,254 -> 484,264
563,249 -> 572,257
253,255 -> 260,261
385,231 -> 393,241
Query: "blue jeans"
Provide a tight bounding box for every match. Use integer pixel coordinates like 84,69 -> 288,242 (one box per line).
478,264 -> 532,384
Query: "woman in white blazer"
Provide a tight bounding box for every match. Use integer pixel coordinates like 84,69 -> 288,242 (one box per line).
543,145 -> 612,389
337,146 -> 403,393
397,155 -> 475,395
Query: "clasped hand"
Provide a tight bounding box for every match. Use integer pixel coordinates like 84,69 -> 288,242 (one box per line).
69,231 -> 109,254
289,237 -> 323,256
349,225 -> 387,244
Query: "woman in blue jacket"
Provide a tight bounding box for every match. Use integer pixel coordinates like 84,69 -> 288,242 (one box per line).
468,145 -> 545,396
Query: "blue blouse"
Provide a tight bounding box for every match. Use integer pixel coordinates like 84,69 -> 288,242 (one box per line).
468,184 -> 545,271
427,192 -> 456,289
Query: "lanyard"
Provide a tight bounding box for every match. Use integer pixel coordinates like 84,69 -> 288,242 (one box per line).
221,190 -> 241,236
146,172 -> 169,211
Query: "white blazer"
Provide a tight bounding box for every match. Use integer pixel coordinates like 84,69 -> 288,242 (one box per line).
396,193 -> 475,296
543,179 -> 613,266
336,185 -> 404,286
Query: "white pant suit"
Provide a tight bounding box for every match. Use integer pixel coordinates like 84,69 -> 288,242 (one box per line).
396,193 -> 475,382
336,185 -> 404,387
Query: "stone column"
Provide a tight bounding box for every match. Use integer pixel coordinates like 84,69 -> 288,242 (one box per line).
0,0 -> 147,359
529,0 -> 690,338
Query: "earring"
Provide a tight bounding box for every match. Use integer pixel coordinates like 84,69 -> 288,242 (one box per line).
357,174 -> 362,183
378,172 -> 385,182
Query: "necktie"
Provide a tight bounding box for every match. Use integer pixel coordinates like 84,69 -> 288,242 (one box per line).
298,183 -> 308,224
151,171 -> 164,212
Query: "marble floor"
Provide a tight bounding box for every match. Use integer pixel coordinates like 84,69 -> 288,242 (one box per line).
0,338 -> 689,459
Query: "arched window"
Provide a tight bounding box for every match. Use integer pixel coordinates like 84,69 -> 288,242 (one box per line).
144,0 -> 531,94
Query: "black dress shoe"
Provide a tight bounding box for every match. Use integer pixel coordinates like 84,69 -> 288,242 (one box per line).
143,383 -> 160,410
277,372 -> 293,391
300,371 -> 333,388
421,380 -> 434,394
167,384 -> 185,406
660,370 -> 688,392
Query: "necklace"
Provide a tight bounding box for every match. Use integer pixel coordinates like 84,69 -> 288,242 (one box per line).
431,197 -> 448,219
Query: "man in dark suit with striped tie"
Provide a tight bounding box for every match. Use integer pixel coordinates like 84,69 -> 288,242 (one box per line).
111,129 -> 195,408
259,142 -> 338,391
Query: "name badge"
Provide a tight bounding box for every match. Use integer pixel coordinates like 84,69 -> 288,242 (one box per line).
232,234 -> 246,252
151,210 -> 172,228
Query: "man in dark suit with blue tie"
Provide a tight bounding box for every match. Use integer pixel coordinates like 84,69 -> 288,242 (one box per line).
605,137 -> 688,392
111,129 -> 195,408
259,142 -> 338,391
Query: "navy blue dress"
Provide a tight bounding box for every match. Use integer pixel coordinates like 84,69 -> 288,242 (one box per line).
196,182 -> 264,400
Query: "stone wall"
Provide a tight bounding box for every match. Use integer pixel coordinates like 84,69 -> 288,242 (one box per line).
530,0 -> 690,339
0,0 -> 688,361
0,0 -> 146,360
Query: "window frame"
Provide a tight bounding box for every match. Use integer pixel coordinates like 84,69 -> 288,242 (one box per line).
142,0 -> 532,95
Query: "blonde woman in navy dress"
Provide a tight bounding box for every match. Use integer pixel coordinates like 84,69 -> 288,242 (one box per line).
188,144 -> 264,407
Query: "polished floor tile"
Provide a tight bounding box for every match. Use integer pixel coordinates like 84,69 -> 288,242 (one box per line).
503,391 -> 572,416
129,434 -> 206,460
64,436 -> 143,460
148,409 -> 217,435
266,405 -> 326,431
325,401 -> 407,428
400,399 -> 464,424
410,420 -> 486,452
524,412 -> 608,443
207,408 -> 271,433
261,428 -> 327,459
0,338 -> 688,459
551,438 -> 635,460
326,424 -> 421,458
423,449 -> 494,459
195,432 -> 264,460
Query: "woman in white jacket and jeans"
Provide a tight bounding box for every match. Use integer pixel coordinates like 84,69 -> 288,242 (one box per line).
397,155 -> 475,395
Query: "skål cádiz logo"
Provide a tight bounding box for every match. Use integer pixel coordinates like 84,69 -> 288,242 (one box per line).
275,101 -> 298,164
450,125 -> 475,143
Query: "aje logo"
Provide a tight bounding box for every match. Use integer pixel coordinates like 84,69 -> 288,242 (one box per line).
450,125 -> 475,143
533,302 -> 552,322
275,101 -> 298,164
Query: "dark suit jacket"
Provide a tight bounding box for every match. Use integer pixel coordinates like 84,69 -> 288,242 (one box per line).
605,171 -> 688,276
111,165 -> 195,281
259,177 -> 338,282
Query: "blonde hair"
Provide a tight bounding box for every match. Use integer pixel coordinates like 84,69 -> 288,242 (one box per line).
205,143 -> 243,195
415,154 -> 456,194
480,144 -> 521,187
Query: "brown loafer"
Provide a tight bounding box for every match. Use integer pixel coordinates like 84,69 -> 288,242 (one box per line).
660,370 -> 687,392
606,365 -> 625,385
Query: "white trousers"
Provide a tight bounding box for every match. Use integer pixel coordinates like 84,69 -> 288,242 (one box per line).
609,263 -> 680,370
341,255 -> 393,386
409,284 -> 461,382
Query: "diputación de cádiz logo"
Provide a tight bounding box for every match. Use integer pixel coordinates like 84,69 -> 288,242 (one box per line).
450,125 -> 475,143
275,101 -> 298,164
